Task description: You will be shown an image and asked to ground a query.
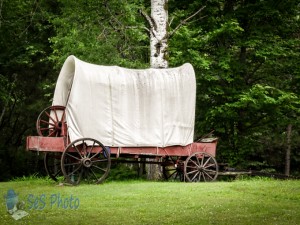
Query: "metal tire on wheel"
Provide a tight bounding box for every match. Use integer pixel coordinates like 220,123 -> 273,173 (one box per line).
44,152 -> 63,182
36,105 -> 66,137
184,152 -> 218,182
61,138 -> 111,185
162,156 -> 184,182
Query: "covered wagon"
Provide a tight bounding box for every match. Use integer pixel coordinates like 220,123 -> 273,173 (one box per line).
26,55 -> 218,184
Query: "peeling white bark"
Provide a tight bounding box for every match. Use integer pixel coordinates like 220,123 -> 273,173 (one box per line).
150,0 -> 168,68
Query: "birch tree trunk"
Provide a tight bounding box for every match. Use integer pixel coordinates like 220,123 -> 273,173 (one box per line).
142,0 -> 204,179
150,0 -> 168,68
145,0 -> 169,180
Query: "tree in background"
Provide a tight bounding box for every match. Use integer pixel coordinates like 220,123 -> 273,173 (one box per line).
0,0 -> 58,180
48,0 -> 149,68
169,0 -> 300,173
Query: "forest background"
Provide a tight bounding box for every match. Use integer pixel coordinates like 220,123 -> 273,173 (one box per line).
0,0 -> 300,181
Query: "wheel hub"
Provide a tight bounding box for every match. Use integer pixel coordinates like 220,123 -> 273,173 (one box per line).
82,158 -> 92,168
198,166 -> 204,172
55,121 -> 62,130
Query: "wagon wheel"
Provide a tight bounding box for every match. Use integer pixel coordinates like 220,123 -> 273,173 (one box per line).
36,105 -> 66,137
184,152 -> 218,182
162,156 -> 184,182
61,138 -> 111,185
44,152 -> 63,182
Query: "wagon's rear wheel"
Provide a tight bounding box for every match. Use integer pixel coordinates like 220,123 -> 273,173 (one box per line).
162,156 -> 184,182
36,105 -> 65,137
61,138 -> 111,185
184,152 -> 218,182
44,152 -> 63,182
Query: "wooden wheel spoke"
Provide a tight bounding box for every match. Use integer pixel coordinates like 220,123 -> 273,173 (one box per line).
66,152 -> 81,161
169,173 -> 177,179
203,157 -> 212,167
91,158 -> 108,163
81,141 -> 88,156
204,163 -> 216,169
166,170 -> 177,179
73,145 -> 83,159
175,172 -> 184,181
187,170 -> 198,175
40,120 -> 56,126
87,141 -> 96,158
195,156 -> 201,167
90,150 -> 101,160
66,165 -> 83,176
189,159 -> 199,167
40,127 -> 54,131
61,110 -> 66,122
200,156 -> 204,167
92,165 -> 107,173
203,168 -> 217,173
48,129 -> 57,137
186,165 -> 197,169
89,168 -> 99,180
45,111 -> 57,124
53,109 -> 59,124
202,170 -> 214,180
190,171 -> 200,181
201,172 -> 207,182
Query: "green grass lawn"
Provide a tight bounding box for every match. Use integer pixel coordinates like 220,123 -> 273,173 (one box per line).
0,177 -> 300,225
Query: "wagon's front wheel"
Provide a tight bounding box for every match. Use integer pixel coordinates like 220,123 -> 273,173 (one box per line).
184,152 -> 218,182
61,138 -> 111,185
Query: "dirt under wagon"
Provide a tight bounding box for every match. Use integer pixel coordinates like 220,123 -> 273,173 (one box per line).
26,55 -> 219,185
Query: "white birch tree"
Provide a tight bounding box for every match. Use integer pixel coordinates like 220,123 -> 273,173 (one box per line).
141,0 -> 205,69
141,0 -> 168,68
141,0 -> 205,179
149,0 -> 168,68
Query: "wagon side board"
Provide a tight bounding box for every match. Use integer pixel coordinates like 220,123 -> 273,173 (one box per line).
26,136 -> 217,157
26,136 -> 66,152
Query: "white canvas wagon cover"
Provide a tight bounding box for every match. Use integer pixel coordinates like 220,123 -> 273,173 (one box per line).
52,55 -> 196,147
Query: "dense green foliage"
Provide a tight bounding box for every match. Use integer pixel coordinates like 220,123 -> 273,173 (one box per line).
0,0 -> 299,180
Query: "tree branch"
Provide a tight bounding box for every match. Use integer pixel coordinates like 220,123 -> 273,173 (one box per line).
139,9 -> 157,38
168,6 -> 206,38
